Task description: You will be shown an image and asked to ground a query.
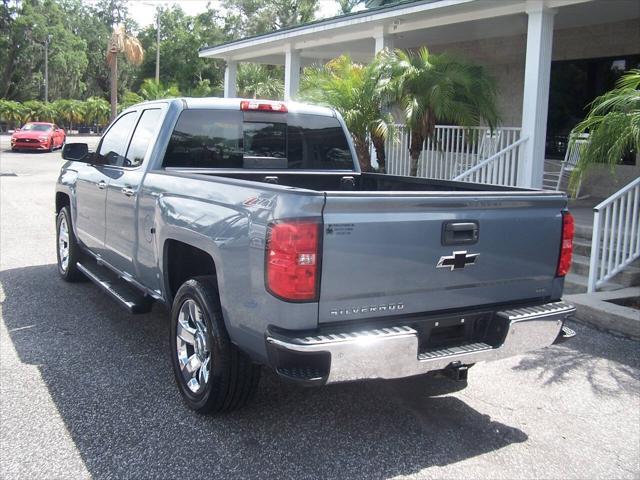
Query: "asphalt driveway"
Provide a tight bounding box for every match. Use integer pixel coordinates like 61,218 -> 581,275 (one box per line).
1,135 -> 638,479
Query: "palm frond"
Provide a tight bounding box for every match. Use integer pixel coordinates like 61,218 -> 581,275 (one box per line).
571,69 -> 640,182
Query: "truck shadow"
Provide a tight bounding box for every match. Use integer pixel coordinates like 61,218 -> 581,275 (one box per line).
1,264 -> 527,479
512,322 -> 639,396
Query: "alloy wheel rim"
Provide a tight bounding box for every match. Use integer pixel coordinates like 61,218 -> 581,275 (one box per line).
58,216 -> 70,272
176,299 -> 211,394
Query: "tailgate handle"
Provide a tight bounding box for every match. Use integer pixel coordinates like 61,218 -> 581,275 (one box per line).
442,221 -> 479,246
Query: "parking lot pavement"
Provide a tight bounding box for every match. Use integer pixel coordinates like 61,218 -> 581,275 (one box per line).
1,137 -> 639,479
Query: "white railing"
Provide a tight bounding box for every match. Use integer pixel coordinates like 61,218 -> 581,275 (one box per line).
588,177 -> 640,292
385,125 -> 522,181
452,136 -> 527,186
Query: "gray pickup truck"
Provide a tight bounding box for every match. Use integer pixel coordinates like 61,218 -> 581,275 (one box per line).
56,98 -> 576,413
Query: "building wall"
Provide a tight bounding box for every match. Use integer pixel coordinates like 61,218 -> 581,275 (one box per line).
429,19 -> 640,127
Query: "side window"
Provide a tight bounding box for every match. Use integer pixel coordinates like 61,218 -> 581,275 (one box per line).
124,109 -> 162,168
163,110 -> 243,168
97,112 -> 137,166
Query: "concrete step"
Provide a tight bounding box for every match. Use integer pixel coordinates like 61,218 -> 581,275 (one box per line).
573,238 -> 591,257
571,254 -> 592,277
573,223 -> 593,241
563,272 -> 623,295
571,254 -> 640,287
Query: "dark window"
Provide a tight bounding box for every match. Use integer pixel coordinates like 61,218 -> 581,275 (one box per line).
124,109 -> 162,168
97,112 -> 137,166
163,109 -> 354,170
242,121 -> 287,168
163,110 -> 243,168
287,113 -> 353,170
546,54 -> 640,161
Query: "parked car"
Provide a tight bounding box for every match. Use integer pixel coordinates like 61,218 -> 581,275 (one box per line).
55,98 -> 576,413
11,122 -> 66,152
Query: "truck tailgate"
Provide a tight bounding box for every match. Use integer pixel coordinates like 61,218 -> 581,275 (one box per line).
319,193 -> 566,324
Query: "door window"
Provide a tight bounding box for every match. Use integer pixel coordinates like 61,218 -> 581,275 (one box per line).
124,109 -> 162,168
97,112 -> 137,166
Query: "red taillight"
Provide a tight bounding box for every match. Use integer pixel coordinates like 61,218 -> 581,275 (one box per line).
266,220 -> 320,301
240,100 -> 288,112
557,211 -> 574,277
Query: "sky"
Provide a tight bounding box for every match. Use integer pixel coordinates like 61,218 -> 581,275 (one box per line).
124,0 -> 345,28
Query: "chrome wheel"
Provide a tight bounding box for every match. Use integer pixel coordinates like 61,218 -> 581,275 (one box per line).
176,299 -> 211,394
58,215 -> 70,272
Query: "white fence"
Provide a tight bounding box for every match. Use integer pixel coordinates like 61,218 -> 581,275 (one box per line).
587,177 -> 640,292
385,125 -> 522,183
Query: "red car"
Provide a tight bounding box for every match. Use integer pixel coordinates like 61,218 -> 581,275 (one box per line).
11,122 -> 66,152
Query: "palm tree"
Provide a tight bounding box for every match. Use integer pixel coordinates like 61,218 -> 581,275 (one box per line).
120,90 -> 144,111
299,55 -> 395,172
84,97 -> 111,130
139,78 -> 181,100
237,64 -> 284,100
22,100 -> 45,122
0,100 -> 25,130
53,99 -> 85,131
381,48 -> 499,176
107,25 -> 144,120
570,69 -> 640,185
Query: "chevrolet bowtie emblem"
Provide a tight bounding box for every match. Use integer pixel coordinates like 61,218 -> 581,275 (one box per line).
437,251 -> 479,271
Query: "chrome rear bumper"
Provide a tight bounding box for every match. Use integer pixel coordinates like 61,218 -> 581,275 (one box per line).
266,301 -> 575,384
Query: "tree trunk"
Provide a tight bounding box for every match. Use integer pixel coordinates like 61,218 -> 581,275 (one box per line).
409,127 -> 424,176
353,137 -> 372,172
110,56 -> 118,121
371,135 -> 386,173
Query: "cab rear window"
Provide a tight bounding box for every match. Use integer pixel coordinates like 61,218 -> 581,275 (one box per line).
162,109 -> 354,170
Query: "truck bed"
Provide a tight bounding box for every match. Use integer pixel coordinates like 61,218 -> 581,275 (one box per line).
166,169 -> 537,194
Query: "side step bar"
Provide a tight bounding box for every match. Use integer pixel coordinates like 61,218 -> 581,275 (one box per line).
77,261 -> 153,314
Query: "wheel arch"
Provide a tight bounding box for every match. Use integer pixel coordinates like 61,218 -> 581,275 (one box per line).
162,238 -> 219,305
55,191 -> 70,213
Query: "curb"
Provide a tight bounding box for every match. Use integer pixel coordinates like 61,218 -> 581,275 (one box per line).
565,287 -> 640,341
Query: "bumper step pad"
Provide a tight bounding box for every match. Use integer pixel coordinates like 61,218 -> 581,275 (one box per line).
418,342 -> 492,361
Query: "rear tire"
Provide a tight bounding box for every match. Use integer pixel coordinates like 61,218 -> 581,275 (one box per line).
56,206 -> 85,282
170,276 -> 261,413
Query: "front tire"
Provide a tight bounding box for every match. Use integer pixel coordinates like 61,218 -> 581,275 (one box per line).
56,206 -> 84,281
170,276 -> 261,413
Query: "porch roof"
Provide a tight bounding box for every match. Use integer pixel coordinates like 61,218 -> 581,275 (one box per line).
198,0 -> 635,65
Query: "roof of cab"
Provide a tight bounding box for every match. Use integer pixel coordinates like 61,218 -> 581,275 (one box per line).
181,97 -> 335,117
122,97 -> 336,118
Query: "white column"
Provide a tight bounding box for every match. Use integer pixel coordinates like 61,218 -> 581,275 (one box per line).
519,4 -> 556,188
371,27 -> 393,170
374,27 -> 394,54
284,46 -> 301,101
224,60 -> 237,98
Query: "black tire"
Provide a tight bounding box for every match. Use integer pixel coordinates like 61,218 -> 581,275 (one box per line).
170,276 -> 261,413
56,206 -> 85,282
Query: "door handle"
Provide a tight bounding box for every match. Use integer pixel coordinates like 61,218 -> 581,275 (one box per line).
97,180 -> 106,190
122,186 -> 135,197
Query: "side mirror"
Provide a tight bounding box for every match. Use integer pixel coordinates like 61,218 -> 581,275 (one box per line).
62,142 -> 89,162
